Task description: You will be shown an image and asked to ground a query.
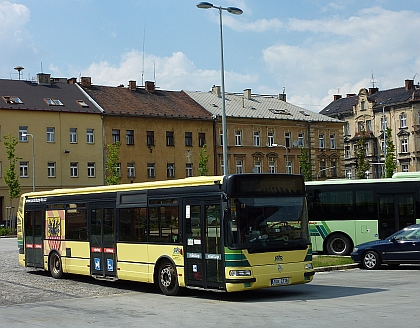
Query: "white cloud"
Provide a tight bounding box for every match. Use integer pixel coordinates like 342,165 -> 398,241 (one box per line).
83,50 -> 255,92
225,16 -> 283,32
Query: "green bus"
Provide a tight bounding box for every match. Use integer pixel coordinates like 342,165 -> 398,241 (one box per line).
306,172 -> 420,255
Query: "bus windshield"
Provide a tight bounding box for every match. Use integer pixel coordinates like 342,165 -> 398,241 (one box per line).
227,196 -> 310,253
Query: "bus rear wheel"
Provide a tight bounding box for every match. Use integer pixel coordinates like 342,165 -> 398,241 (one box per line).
49,252 -> 63,279
157,261 -> 180,296
325,234 -> 352,256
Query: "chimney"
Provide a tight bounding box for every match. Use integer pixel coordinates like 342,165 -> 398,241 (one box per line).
334,94 -> 342,101
368,88 -> 378,95
346,93 -> 356,97
405,79 -> 414,90
244,88 -> 251,99
211,85 -> 221,97
37,73 -> 51,85
145,81 -> 155,93
278,93 -> 286,102
129,80 -> 137,91
67,77 -> 77,84
81,77 -> 92,87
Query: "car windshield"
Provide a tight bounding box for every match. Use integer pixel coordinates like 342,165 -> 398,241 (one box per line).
226,196 -> 310,252
392,226 -> 420,241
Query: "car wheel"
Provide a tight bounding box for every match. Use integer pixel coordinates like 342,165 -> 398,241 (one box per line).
49,252 -> 63,279
325,234 -> 352,256
157,261 -> 180,296
362,251 -> 382,270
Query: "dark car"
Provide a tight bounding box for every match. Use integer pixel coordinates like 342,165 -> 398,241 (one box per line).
351,224 -> 420,270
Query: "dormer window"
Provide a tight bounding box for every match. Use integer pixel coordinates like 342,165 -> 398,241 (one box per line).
76,100 -> 89,107
44,98 -> 63,106
2,96 -> 23,104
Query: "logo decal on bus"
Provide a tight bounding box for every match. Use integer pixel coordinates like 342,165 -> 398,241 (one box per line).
275,255 -> 283,262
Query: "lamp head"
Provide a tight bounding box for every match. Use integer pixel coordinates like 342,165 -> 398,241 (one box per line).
197,2 -> 213,9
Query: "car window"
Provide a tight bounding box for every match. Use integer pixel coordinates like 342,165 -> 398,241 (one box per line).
394,228 -> 420,241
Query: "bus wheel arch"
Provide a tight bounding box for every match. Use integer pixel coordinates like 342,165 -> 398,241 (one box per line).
154,257 -> 180,296
324,233 -> 353,256
48,251 -> 63,279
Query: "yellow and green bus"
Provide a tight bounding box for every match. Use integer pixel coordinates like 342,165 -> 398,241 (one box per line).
306,172 -> 420,256
17,174 -> 314,295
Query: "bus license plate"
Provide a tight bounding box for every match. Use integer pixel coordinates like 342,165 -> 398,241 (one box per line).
271,277 -> 289,286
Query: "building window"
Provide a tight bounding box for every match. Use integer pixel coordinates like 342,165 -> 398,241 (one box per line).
112,129 -> 120,143
46,127 -> 55,142
402,164 -> 409,172
126,130 -> 134,145
19,126 -> 28,142
400,113 -> 407,128
235,130 -> 242,146
47,162 -> 56,178
401,139 -> 408,153
147,163 -> 155,178
44,98 -> 63,106
70,128 -> 77,143
86,129 -> 94,144
286,160 -> 293,174
319,134 -> 325,149
220,159 -> 225,174
116,163 -> 121,177
127,163 -> 135,178
70,162 -> 78,177
330,134 -> 336,149
346,169 -> 352,179
344,122 -> 350,136
235,159 -> 243,174
186,163 -> 193,177
198,133 -> 206,147
366,120 -> 372,132
87,162 -> 95,177
267,131 -> 274,147
166,131 -> 174,146
268,158 -> 277,173
219,130 -> 224,146
147,131 -> 154,146
357,121 -> 364,133
285,132 -> 291,148
2,96 -> 23,104
20,161 -> 29,177
254,158 -> 262,173
253,131 -> 260,146
167,163 -> 175,178
76,100 -> 89,107
345,145 -> 350,158
361,100 -> 366,111
298,133 -> 304,147
185,132 -> 192,146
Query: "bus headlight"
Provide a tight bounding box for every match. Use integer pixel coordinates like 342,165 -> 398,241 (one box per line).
229,270 -> 251,277
305,263 -> 313,270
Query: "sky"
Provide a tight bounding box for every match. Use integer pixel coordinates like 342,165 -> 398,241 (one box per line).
2,0 -> 420,112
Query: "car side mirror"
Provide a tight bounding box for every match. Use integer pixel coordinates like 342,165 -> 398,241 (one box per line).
390,236 -> 397,243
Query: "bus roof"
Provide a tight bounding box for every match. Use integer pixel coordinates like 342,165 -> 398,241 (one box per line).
306,173 -> 420,187
22,175 -> 224,199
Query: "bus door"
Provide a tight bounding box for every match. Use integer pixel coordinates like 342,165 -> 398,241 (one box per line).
24,208 -> 44,268
89,203 -> 117,279
378,194 -> 415,239
184,199 -> 224,290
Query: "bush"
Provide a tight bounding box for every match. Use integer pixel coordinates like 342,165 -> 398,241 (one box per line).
0,227 -> 13,236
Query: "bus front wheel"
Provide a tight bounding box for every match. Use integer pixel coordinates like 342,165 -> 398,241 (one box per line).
49,252 -> 63,279
325,234 -> 352,256
157,261 -> 180,296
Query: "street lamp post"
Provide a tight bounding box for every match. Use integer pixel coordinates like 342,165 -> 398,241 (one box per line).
272,144 -> 289,173
22,133 -> 35,191
197,2 -> 243,176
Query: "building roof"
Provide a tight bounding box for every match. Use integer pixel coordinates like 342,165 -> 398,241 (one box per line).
0,78 -> 102,114
82,83 -> 213,120
184,88 -> 342,123
321,80 -> 420,118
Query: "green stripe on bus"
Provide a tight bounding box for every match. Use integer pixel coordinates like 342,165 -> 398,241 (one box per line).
224,248 -> 250,267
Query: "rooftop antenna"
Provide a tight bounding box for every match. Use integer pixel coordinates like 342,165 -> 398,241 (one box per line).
141,23 -> 146,86
413,73 -> 417,81
371,70 -> 376,88
41,62 -> 43,73
14,66 -> 24,80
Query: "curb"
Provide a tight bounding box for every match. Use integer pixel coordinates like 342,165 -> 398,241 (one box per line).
314,263 -> 360,272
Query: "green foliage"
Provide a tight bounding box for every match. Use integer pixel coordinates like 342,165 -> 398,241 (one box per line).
3,134 -> 21,200
383,127 -> 397,178
299,147 -> 312,181
198,144 -> 210,176
0,227 -> 13,236
355,131 -> 370,179
105,142 -> 121,185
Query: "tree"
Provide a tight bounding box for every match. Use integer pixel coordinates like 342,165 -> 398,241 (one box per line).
383,127 -> 397,178
198,144 -> 210,176
105,142 -> 121,185
3,134 -> 21,230
299,147 -> 312,181
355,131 -> 370,179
